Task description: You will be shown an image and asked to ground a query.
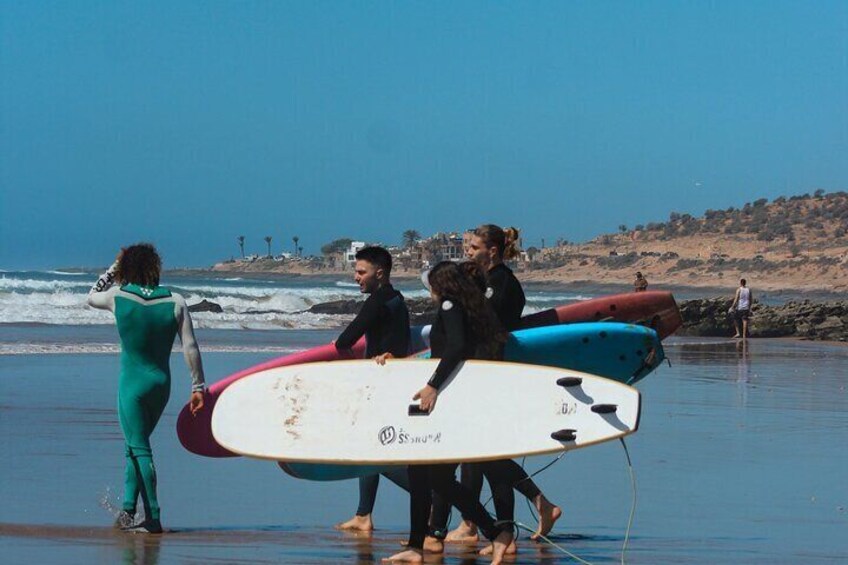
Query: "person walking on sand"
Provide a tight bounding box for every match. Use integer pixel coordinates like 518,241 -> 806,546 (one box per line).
729,278 -> 753,339
634,271 -> 648,292
87,244 -> 206,534
333,246 -> 413,532
383,261 -> 513,564
428,225 -> 560,549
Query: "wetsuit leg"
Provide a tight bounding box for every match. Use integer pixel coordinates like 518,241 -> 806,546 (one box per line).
428,464 -> 503,542
429,490 -> 451,539
480,460 -> 516,525
407,465 -> 432,550
429,463 -> 484,535
500,459 -> 542,500
356,475 -> 380,516
382,468 -> 410,491
118,380 -> 170,521
460,463 -> 484,521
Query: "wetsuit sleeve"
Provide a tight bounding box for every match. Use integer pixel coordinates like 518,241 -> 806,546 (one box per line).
427,306 -> 467,390
87,262 -> 119,312
335,295 -> 381,352
175,296 -> 206,392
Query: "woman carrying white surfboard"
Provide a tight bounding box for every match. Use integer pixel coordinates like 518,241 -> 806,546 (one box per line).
384,261 -> 513,564
436,224 -> 562,543
87,244 -> 206,534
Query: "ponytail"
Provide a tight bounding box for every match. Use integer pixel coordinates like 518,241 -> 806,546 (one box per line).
474,224 -> 521,261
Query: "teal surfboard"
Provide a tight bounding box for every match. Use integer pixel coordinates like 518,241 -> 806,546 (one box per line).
280,322 -> 662,481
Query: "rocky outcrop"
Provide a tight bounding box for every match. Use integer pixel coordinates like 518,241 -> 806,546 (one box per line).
188,299 -> 223,313
308,298 -> 438,325
678,298 -> 847,341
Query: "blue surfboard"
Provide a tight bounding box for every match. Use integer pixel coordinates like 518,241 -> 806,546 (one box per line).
281,322 -> 662,481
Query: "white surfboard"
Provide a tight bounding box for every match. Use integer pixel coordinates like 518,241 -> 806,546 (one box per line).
211,359 -> 640,464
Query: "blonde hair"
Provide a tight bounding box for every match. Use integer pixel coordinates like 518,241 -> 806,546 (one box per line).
474,224 -> 521,260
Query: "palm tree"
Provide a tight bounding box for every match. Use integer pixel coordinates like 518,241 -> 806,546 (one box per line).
292,236 -> 300,257
402,229 -> 421,249
237,236 -> 245,258
264,236 -> 272,257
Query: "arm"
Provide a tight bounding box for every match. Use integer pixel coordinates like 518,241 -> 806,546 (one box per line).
176,297 -> 206,393
427,305 -> 467,391
728,288 -> 740,313
415,304 -> 467,413
335,295 -> 381,351
87,262 -> 119,312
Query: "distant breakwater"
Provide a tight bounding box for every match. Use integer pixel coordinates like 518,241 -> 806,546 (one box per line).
189,297 -> 847,342
678,298 -> 847,341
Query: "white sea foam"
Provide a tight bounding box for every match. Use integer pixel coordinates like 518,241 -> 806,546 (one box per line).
0,274 -> 361,329
0,272 -> 572,329
0,343 -> 304,355
45,270 -> 87,276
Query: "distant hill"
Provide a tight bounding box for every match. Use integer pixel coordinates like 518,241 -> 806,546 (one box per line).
526,190 -> 848,292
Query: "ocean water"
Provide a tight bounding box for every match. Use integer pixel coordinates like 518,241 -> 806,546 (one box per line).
0,272 -> 846,563
0,270 -> 596,337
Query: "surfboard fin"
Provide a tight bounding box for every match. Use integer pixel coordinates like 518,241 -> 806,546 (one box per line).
551,429 -> 577,442
591,404 -> 618,414
556,376 -> 583,387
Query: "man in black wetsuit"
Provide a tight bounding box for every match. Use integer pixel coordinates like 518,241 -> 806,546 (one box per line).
333,246 -> 412,532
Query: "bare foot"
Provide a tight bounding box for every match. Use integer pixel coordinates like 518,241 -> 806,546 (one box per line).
490,530 -> 514,565
479,538 -> 517,556
445,519 -> 479,543
382,548 -> 423,563
531,496 -> 562,540
335,514 -> 374,532
396,537 -> 443,553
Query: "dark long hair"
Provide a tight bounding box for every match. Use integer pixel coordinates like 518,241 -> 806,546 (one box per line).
428,261 -> 506,359
117,243 -> 162,287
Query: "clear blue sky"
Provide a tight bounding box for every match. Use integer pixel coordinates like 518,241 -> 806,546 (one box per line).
2,1 -> 846,268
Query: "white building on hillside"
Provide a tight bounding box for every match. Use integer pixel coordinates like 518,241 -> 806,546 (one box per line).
345,241 -> 367,265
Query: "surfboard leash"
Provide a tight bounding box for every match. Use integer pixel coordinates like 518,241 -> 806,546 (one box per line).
510,438 -> 637,564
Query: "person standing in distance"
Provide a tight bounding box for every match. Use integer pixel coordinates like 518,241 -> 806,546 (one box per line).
729,278 -> 753,339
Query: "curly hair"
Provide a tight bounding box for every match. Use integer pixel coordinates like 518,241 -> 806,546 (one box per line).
474,224 -> 521,260
117,243 -> 162,287
427,261 -> 506,359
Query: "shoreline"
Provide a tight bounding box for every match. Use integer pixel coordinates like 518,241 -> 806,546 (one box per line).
165,267 -> 847,300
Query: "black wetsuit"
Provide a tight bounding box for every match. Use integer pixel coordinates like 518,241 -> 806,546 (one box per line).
407,299 -> 510,549
431,263 -> 541,535
335,284 -> 410,358
487,263 -> 526,332
336,284 -> 412,516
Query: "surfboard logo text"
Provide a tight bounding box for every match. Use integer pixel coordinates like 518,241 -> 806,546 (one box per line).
398,430 -> 442,445
560,402 -> 577,415
378,426 -> 397,445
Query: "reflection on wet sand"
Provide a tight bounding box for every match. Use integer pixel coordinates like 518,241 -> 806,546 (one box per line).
0,522 -> 592,564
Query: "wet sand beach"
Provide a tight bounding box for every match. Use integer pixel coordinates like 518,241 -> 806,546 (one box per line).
2,336 -> 847,563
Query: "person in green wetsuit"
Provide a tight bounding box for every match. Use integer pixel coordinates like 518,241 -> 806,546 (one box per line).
88,244 -> 206,534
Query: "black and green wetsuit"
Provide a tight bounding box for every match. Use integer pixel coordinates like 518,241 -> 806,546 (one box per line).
88,264 -> 205,521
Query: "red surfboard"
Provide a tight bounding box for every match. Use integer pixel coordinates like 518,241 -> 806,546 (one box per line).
521,290 -> 681,339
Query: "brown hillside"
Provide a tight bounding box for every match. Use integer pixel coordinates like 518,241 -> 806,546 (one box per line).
524,191 -> 848,292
